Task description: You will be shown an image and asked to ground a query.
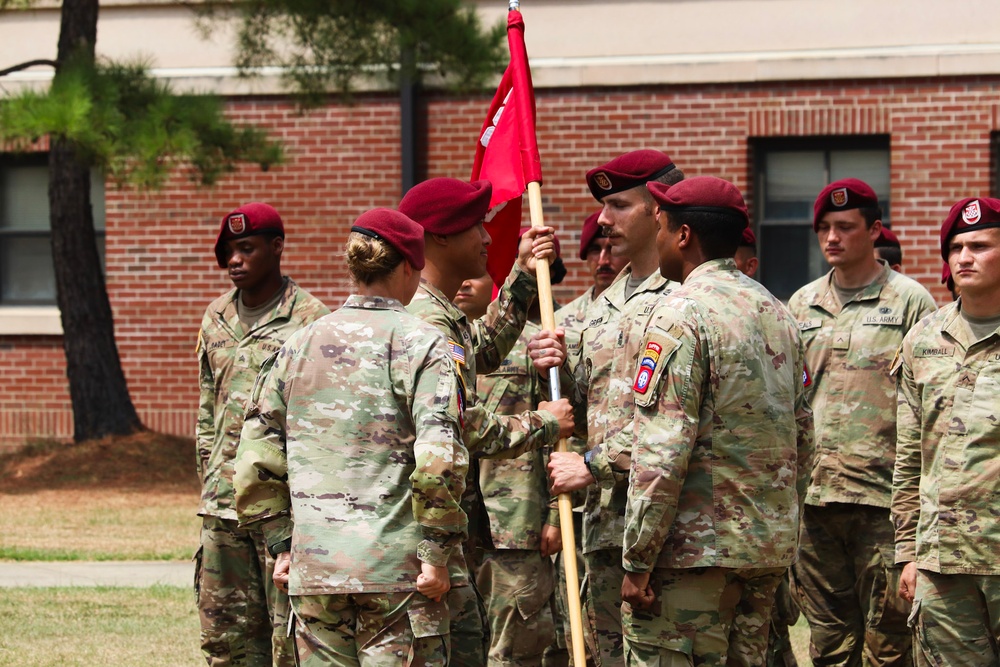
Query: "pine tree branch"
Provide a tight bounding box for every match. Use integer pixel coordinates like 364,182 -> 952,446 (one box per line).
0,59 -> 58,78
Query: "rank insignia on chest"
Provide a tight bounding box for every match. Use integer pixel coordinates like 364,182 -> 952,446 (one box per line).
633,341 -> 662,394
448,339 -> 467,365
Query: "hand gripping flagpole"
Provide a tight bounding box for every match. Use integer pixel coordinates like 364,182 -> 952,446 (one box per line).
506,3 -> 588,664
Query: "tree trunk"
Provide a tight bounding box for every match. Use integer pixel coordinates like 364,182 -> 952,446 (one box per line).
51,0 -> 143,441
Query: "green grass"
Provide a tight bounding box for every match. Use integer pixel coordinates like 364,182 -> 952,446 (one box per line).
0,586 -> 201,667
0,489 -> 199,561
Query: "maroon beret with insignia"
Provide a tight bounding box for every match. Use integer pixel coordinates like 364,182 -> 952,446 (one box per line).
351,208 -> 425,271
939,197 -> 1000,259
578,211 -> 603,260
398,178 -> 492,236
586,150 -> 675,201
874,227 -> 900,249
740,227 -> 757,248
646,176 -> 749,227
214,202 -> 285,268
812,178 -> 879,231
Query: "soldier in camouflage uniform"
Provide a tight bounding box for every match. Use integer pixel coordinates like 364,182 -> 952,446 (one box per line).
196,202 -> 329,667
618,177 -> 814,666
454,254 -> 566,667
788,179 -> 935,667
544,150 -> 683,667
893,197 -> 1000,666
549,212 -> 628,667
399,177 -> 575,667
233,209 -> 468,666
735,226 -> 800,667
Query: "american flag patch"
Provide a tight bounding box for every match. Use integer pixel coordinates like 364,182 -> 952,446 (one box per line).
449,340 -> 466,365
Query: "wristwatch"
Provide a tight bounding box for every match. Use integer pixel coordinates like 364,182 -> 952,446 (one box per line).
583,449 -> 597,480
268,538 -> 292,557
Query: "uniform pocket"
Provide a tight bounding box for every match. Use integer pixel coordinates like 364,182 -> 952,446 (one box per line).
407,596 -> 450,639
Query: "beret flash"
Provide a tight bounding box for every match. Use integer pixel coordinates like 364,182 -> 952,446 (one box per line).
813,178 -> 879,231
939,197 -> 1000,260
215,202 -> 286,268
586,150 -> 675,201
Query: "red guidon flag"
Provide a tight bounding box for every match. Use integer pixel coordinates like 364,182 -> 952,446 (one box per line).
471,8 -> 543,285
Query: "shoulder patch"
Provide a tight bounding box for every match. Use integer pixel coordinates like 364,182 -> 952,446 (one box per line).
448,339 -> 466,365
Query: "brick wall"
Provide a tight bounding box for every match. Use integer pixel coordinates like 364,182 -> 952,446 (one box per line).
2,75 -> 997,442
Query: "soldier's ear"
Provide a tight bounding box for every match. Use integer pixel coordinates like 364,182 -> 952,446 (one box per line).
271,235 -> 285,258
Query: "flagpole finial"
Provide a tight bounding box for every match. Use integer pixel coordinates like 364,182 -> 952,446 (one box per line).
509,0 -> 520,11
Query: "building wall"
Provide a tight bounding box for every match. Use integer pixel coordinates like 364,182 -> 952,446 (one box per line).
2,75 -> 997,442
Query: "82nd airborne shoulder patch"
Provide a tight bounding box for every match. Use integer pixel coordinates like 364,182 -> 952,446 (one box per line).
633,341 -> 663,394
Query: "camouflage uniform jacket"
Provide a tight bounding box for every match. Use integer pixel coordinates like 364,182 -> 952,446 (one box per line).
623,259 -> 815,572
405,266 -> 560,457
788,262 -> 936,508
233,295 -> 469,595
477,321 -> 559,550
892,301 -> 1000,575
556,287 -> 597,378
573,266 -> 675,554
196,278 -> 329,520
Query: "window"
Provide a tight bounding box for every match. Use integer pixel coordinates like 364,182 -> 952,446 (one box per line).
753,138 -> 890,300
0,155 -> 106,306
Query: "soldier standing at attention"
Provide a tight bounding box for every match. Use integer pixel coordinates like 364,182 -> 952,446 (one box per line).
543,150 -> 682,667
893,197 -> 1000,666
453,232 -> 567,667
399,177 -> 575,667
788,179 -> 936,667
620,177 -> 813,666
195,202 -> 330,667
233,208 -> 468,666
550,211 -> 629,666
195,202 -> 329,667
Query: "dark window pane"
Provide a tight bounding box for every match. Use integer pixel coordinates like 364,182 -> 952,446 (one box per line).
1,236 -> 56,303
759,225 -> 830,301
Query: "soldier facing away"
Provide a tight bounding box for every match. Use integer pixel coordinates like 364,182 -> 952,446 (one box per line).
195,202 -> 329,667
619,176 -> 814,666
893,197 -> 1000,666
233,208 -> 469,666
788,179 -> 935,667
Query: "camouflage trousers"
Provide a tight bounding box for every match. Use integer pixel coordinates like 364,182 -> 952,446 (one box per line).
474,548 -> 557,666
622,566 -> 784,667
196,516 -> 294,667
764,573 -> 800,667
910,569 -> 1000,666
792,504 -> 912,667
584,548 -> 626,667
447,582 -> 489,666
290,591 -> 449,666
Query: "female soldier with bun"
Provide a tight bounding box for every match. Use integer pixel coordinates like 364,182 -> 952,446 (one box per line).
234,208 -> 469,666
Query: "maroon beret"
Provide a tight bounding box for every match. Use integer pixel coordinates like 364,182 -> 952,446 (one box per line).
215,202 -> 285,268
586,150 -> 675,201
939,197 -> 1000,259
874,227 -> 900,248
351,208 -> 425,271
740,226 -> 757,247
578,211 -> 603,260
646,176 -> 749,227
813,178 -> 879,231
398,178 -> 492,236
